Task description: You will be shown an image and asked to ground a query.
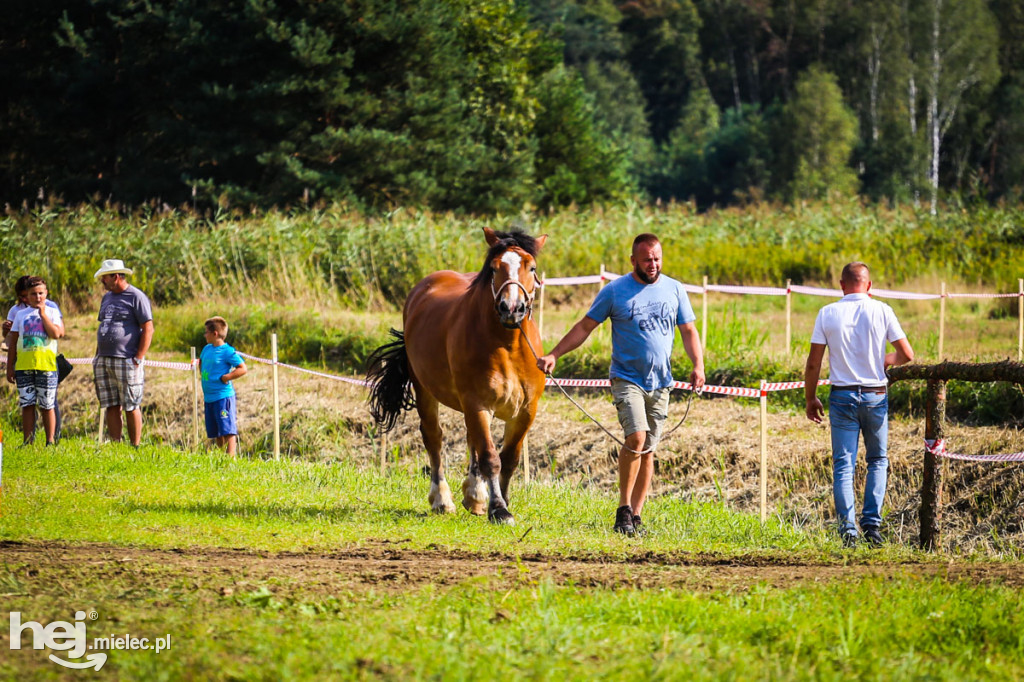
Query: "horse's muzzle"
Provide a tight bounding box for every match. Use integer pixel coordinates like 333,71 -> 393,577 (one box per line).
496,299 -> 528,328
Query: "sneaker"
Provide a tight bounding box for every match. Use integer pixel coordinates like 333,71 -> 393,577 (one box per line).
841,531 -> 858,548
631,514 -> 647,537
613,505 -> 635,536
862,527 -> 884,547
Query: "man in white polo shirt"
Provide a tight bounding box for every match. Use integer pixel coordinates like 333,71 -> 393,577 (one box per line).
804,262 -> 915,548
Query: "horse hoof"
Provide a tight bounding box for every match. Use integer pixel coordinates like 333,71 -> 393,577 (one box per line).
429,481 -> 456,514
488,508 -> 516,526
461,475 -> 488,516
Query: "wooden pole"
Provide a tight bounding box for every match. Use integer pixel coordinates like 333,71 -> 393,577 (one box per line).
702,275 -> 709,351
1018,278 -> 1023,363
271,333 -> 281,461
538,271 -> 546,342
380,431 -> 387,472
938,281 -> 946,360
920,379 -> 946,550
191,347 -> 200,449
522,434 -> 530,484
785,279 -> 792,355
599,264 -> 608,345
97,407 -> 104,443
759,380 -> 768,523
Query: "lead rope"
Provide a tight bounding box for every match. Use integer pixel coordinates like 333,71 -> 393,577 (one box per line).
518,327 -> 698,456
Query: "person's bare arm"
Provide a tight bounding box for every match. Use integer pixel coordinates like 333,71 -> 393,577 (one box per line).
35,303 -> 64,339
678,321 -> 705,389
135,320 -> 154,363
805,343 -> 827,423
221,361 -> 248,383
6,332 -> 17,384
536,317 -> 599,374
885,338 -> 914,368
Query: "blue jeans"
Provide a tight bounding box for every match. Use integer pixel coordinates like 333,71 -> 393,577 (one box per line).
829,390 -> 889,535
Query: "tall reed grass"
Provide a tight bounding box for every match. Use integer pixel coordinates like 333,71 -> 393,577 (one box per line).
4,200 -> 1024,311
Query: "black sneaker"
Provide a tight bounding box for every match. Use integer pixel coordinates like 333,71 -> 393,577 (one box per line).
613,505 -> 635,536
631,514 -> 647,537
842,531 -> 858,548
862,527 -> 884,547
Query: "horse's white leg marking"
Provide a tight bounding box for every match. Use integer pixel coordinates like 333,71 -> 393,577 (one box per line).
429,479 -> 456,514
461,471 -> 489,516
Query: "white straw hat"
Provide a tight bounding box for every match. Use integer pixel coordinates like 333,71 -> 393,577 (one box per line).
94,259 -> 134,279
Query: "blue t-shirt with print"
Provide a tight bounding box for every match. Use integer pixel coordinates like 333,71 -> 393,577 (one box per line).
200,343 -> 244,402
586,273 -> 696,391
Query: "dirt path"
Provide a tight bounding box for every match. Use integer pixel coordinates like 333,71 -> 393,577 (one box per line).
4,540 -> 1023,594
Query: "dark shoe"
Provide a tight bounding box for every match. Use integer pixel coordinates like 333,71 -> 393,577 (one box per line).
862,527 -> 884,547
842,531 -> 858,548
631,514 -> 647,537
613,505 -> 635,536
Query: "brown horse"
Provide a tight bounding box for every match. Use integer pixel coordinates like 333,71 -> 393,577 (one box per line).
367,228 -> 547,524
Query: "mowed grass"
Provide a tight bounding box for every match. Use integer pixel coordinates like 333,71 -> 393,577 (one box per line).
2,438 -> 830,556
2,440 -> 1024,680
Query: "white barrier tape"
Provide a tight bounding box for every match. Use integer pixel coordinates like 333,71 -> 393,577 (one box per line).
539,272 -> 1019,299
925,438 -> 1024,462
51,357 -> 193,371
545,376 -> 761,397
707,284 -> 788,296
763,379 -> 832,392
543,275 -> 604,286
946,292 -> 1023,299
871,288 -> 942,301
237,352 -> 369,386
789,284 -> 843,297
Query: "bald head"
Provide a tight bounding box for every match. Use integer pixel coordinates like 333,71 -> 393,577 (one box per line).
840,262 -> 870,293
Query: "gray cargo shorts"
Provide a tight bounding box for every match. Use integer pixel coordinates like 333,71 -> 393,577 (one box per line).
611,378 -> 670,452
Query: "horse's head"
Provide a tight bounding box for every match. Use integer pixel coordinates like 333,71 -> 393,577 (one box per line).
481,227 -> 547,329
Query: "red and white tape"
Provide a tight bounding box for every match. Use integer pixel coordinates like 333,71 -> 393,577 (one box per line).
924,438 -> 1024,462
543,275 -> 604,286
237,352 -> 369,387
707,284 -> 788,296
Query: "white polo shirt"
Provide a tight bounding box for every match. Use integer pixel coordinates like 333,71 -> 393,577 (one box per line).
811,293 -> 906,387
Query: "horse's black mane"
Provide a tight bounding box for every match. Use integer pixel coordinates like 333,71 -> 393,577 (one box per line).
471,230 -> 540,290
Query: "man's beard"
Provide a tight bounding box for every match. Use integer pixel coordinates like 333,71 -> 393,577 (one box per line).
634,264 -> 659,284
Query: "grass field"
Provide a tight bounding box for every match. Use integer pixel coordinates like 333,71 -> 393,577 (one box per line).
2,440 -> 1023,680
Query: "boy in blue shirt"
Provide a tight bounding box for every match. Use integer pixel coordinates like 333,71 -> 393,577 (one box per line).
198,316 -> 247,456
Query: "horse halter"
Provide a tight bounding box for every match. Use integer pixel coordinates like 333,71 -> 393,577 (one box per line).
490,263 -> 543,320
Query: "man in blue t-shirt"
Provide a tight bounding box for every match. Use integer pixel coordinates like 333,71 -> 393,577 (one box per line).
199,316 -> 247,457
538,233 -> 705,536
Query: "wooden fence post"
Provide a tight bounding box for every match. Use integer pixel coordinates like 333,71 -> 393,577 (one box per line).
191,347 -> 199,449
272,333 -> 281,461
538,271 -> 545,342
785,279 -> 792,355
702,275 -> 709,351
380,431 -> 387,472
97,407 -> 104,443
523,434 -> 530,484
938,282 -> 946,360
920,378 -> 946,551
1018,278 -> 1022,363
759,380 -> 768,522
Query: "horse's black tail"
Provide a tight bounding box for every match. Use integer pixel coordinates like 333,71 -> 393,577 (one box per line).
366,329 -> 416,432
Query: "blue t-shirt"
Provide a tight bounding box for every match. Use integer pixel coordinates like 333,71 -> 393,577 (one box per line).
586,274 -> 696,391
200,343 -> 244,402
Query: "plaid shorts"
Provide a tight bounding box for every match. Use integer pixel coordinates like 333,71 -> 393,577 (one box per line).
93,356 -> 145,411
15,370 -> 58,409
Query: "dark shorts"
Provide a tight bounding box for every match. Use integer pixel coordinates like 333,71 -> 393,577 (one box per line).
204,396 -> 238,438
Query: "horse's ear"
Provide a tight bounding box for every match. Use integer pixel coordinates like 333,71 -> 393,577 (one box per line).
483,227 -> 499,246
535,234 -> 547,251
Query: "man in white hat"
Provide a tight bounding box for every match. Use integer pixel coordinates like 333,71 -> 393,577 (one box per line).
94,259 -> 154,446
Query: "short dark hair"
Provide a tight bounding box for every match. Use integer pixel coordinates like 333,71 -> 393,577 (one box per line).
632,233 -> 660,254
840,262 -> 870,284
205,316 -> 228,337
23,276 -> 46,291
14,275 -> 33,294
